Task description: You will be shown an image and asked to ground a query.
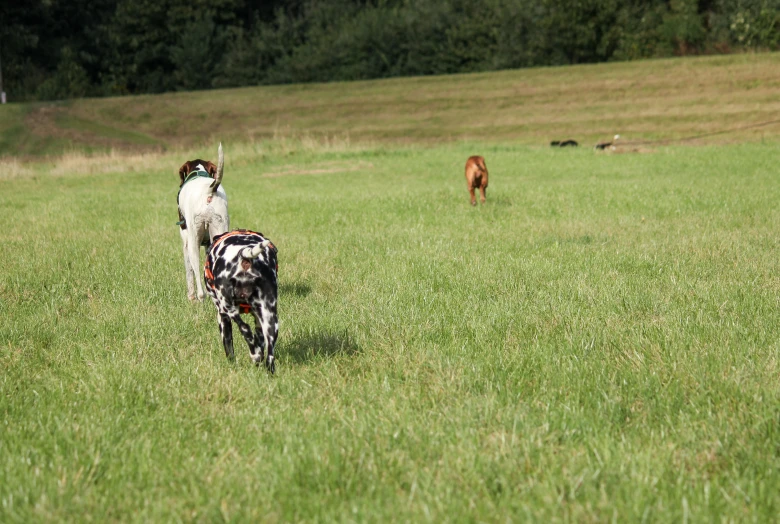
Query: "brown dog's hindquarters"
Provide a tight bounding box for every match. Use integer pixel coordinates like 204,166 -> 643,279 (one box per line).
465,155 -> 489,205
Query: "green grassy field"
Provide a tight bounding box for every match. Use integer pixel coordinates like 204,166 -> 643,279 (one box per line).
2,53 -> 780,521
2,138 -> 778,521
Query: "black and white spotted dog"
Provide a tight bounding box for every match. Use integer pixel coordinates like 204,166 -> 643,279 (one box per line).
205,229 -> 279,372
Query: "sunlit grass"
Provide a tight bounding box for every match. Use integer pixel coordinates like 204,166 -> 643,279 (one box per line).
1,140 -> 778,521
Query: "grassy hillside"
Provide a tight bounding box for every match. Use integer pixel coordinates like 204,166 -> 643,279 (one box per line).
1,53 -> 780,157
2,139 -> 779,520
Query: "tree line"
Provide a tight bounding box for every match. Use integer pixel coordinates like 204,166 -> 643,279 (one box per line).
2,0 -> 778,102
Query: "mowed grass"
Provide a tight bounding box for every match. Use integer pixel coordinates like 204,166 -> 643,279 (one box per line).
1,139 -> 778,521
2,52 -> 780,157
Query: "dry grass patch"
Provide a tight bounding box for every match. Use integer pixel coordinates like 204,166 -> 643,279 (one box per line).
1,132 -> 376,181
0,159 -> 35,180
51,149 -> 168,176
262,160 -> 375,178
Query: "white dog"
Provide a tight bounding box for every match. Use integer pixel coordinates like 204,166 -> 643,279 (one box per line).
177,143 -> 229,301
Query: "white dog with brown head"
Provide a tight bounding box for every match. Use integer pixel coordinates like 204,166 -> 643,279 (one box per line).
177,143 -> 229,301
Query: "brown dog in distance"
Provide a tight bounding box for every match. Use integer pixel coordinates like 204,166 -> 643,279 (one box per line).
464,156 -> 488,205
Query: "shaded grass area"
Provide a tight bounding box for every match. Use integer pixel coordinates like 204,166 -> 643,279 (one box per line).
55,114 -> 158,146
0,105 -> 76,157
2,53 -> 780,157
1,142 -> 778,520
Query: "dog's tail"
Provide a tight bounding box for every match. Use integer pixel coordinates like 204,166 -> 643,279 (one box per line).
241,240 -> 271,260
210,143 -> 224,192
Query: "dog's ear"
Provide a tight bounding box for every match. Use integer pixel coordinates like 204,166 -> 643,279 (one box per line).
204,161 -> 218,177
178,162 -> 191,184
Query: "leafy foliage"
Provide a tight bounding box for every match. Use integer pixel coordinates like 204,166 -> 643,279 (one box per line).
1,0 -> 779,101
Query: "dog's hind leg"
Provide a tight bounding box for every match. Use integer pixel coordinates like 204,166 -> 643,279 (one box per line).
180,231 -> 197,301
227,310 -> 263,366
468,186 -> 477,206
207,216 -> 229,246
253,300 -> 278,374
218,312 -> 235,361
186,231 -> 206,301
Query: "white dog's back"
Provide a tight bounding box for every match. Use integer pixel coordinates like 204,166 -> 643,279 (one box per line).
178,144 -> 230,302
179,178 -> 229,239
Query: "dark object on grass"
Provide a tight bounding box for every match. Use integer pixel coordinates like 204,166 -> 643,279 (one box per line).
550,140 -> 578,147
594,135 -> 620,150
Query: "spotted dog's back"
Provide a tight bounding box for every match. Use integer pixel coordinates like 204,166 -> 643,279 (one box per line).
205,229 -> 279,372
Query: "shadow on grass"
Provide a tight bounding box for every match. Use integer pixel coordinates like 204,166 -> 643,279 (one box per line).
280,281 -> 312,298
481,195 -> 513,207
282,329 -> 360,364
